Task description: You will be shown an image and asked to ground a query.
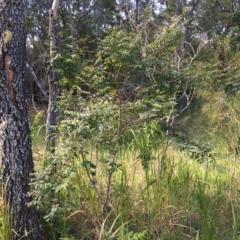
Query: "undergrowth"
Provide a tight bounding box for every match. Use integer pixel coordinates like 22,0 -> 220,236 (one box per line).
28,143 -> 240,240
25,89 -> 240,240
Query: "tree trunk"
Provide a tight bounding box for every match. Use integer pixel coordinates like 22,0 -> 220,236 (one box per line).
135,0 -> 139,21
97,0 -> 103,38
175,0 -> 182,15
46,0 -> 59,153
0,1 -> 42,239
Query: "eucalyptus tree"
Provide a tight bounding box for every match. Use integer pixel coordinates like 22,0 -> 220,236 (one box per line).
25,0 -> 51,103
0,0 -> 41,239
97,0 -> 103,38
46,0 -> 60,152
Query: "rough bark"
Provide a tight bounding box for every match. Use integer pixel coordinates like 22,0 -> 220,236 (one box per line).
46,1 -> 59,153
0,1 -> 42,239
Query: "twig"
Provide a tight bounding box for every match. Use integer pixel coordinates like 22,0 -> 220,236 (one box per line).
103,172 -> 113,218
26,62 -> 49,101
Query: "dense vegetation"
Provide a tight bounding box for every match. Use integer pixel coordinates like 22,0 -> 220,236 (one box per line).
2,0 -> 240,239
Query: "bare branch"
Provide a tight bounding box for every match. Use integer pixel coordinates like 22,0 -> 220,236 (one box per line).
216,0 -> 230,12
51,0 -> 60,18
184,39 -> 206,64
26,62 -> 49,101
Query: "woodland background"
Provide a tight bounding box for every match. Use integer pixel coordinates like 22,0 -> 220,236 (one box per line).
2,0 -> 240,239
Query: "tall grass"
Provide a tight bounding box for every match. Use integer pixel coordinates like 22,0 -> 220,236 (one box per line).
29,141 -> 240,240
0,186 -> 12,240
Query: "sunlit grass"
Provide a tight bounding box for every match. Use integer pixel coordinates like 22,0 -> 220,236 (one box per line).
28,124 -> 240,239
37,144 -> 239,240
0,193 -> 12,240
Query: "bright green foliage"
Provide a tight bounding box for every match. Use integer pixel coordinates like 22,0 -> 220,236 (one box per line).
29,159 -> 74,239
57,19 -> 185,172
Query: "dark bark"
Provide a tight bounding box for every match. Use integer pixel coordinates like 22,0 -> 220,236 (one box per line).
0,1 -> 42,239
97,0 -> 103,38
135,0 -> 139,21
175,0 -> 182,15
46,8 -> 58,153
